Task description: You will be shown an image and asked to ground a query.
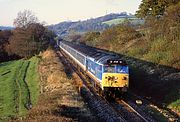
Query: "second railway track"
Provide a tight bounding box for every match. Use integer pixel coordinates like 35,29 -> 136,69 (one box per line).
110,99 -> 152,122
57,50 -> 153,122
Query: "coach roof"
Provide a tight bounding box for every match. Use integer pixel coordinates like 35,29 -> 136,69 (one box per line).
61,40 -> 120,64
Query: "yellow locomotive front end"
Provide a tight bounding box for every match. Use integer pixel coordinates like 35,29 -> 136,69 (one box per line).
101,60 -> 129,97
102,73 -> 129,92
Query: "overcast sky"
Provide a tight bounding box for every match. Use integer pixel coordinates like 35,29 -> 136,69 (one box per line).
0,0 -> 142,26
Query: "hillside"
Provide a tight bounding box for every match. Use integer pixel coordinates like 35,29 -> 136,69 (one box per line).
0,26 -> 14,30
102,17 -> 144,26
78,23 -> 180,115
48,12 -> 142,38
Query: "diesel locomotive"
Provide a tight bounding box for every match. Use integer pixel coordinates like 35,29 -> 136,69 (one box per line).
58,40 -> 129,97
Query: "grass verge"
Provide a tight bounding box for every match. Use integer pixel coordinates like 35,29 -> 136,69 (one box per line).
0,56 -> 40,120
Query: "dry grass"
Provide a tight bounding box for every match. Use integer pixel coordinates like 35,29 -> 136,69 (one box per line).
20,49 -> 96,122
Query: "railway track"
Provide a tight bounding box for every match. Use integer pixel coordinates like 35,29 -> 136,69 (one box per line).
120,100 -> 148,122
111,99 -> 151,122
57,50 -> 153,122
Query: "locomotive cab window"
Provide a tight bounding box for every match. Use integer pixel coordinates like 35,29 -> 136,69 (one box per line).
104,66 -> 115,73
116,66 -> 129,73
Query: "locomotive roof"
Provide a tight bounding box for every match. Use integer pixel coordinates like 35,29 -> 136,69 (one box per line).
61,40 -> 122,64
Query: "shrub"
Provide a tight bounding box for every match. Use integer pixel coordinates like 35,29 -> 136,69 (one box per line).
150,38 -> 170,52
127,47 -> 146,58
144,51 -> 167,64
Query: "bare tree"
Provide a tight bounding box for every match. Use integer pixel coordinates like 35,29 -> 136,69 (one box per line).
13,10 -> 38,28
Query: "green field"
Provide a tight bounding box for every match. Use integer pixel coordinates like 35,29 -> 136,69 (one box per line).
102,17 -> 144,26
0,56 -> 40,120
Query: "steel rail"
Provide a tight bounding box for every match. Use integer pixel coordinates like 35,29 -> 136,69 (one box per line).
119,100 -> 149,122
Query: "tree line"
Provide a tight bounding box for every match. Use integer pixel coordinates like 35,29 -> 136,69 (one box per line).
0,10 -> 56,62
136,0 -> 180,44
136,0 -> 179,18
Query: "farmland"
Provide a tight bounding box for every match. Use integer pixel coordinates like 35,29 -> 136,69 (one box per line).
102,17 -> 144,26
0,56 -> 40,120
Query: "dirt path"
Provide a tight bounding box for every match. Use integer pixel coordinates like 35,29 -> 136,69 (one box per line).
23,50 -> 97,122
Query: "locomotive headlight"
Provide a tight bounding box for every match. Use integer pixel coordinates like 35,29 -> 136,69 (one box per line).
114,76 -> 118,80
123,76 -> 127,80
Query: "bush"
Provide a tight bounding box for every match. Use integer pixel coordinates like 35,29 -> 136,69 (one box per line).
142,37 -> 180,68
127,47 -> 146,58
150,38 -> 170,52
144,52 -> 167,64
